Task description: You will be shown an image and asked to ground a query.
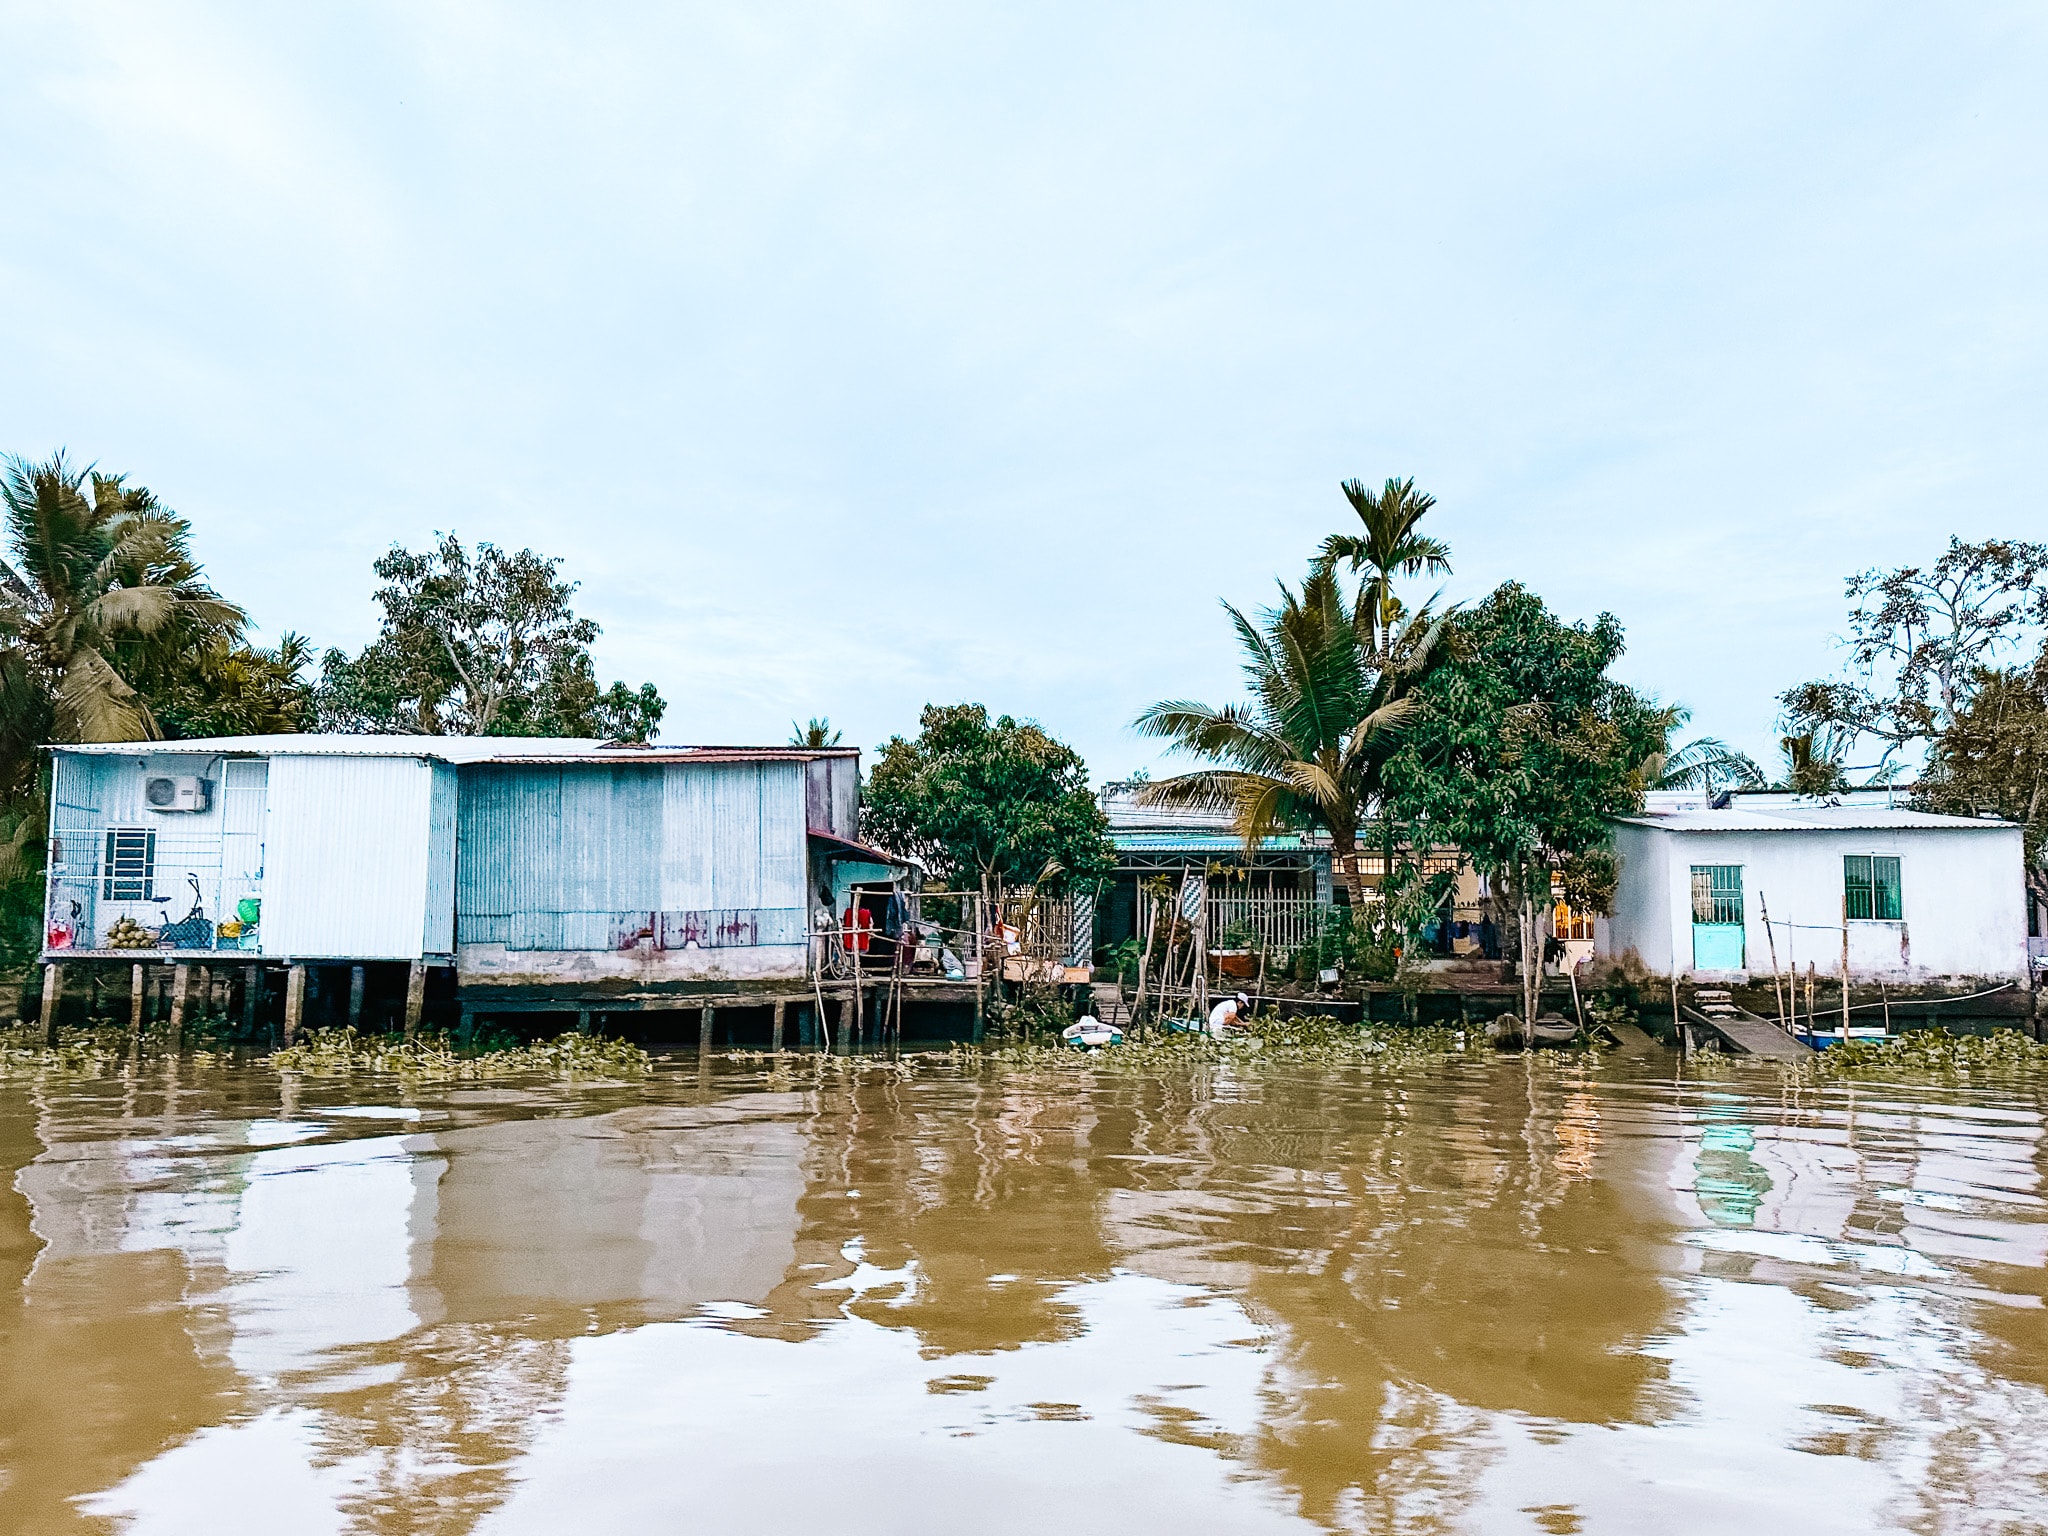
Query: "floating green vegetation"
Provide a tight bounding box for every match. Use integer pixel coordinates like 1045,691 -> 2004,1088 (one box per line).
0,1022 -> 128,1077
726,1015 -> 1491,1081
269,1027 -> 653,1081
1792,1027 -> 2048,1080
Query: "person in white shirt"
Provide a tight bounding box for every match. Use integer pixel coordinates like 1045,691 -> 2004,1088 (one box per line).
1208,992 -> 1251,1034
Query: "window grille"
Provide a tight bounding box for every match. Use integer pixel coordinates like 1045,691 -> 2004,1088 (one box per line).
1844,855 -> 1902,921
102,828 -> 155,901
1689,865 -> 1743,925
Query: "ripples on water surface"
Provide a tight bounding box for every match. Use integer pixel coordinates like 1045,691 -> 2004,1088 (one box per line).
2,1053 -> 2045,1534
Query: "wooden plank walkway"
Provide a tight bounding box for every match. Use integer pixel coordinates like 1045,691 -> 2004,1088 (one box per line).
1682,992 -> 1811,1061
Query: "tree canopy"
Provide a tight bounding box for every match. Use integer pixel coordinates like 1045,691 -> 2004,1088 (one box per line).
1918,641 -> 2048,912
314,533 -> 664,740
862,704 -> 1112,892
1783,537 -> 2048,773
1133,566 -> 1447,909
1384,583 -> 1662,1014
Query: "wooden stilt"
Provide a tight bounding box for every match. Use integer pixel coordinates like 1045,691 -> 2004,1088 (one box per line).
348,965 -> 365,1031
131,963 -> 146,1038
38,963 -> 62,1047
404,960 -> 427,1039
169,964 -> 191,1049
243,965 -> 261,1033
283,963 -> 307,1044
772,999 -> 786,1052
836,996 -> 853,1056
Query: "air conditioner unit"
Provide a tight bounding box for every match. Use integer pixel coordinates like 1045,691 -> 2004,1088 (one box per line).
144,775 -> 211,813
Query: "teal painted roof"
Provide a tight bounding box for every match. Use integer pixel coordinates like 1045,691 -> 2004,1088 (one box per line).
1111,832 -> 1313,853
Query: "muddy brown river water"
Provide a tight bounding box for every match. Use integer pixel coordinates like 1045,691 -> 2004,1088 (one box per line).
2,1051 -> 2045,1534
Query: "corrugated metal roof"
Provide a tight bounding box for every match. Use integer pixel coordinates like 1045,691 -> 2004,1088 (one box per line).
1618,806 -> 2015,833
1112,832 -> 1312,852
46,733 -> 857,765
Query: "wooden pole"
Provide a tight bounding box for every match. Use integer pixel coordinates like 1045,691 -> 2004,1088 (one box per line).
772,999 -> 787,1052
1759,893 -> 1787,1030
131,963 -> 146,1039
348,965 -> 366,1032
283,963 -> 306,1044
698,1005 -> 714,1057
836,995 -> 853,1057
404,960 -> 426,1039
168,963 -> 190,1049
243,964 -> 261,1034
1840,896 -> 1852,1038
38,962 -> 61,1047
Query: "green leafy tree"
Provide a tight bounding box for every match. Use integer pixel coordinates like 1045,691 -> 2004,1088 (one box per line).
1783,537 -> 2048,773
1385,582 -> 1664,1025
1918,643 -> 2048,914
315,533 -> 664,740
1133,567 -> 1447,912
1316,476 -> 1452,653
0,452 -> 302,967
862,704 -> 1112,893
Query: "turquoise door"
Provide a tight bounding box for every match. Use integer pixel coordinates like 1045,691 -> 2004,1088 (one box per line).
1690,864 -> 1746,970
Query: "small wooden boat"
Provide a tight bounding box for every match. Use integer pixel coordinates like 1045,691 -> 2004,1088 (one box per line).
1486,1012 -> 1581,1049
1061,1017 -> 1125,1050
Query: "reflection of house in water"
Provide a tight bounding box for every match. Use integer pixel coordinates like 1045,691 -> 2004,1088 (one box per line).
3,1094 -> 813,1534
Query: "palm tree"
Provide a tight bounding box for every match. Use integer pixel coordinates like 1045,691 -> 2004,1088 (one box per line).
1317,477 -> 1452,654
792,717 -> 842,748
1635,704 -> 1765,795
1778,731 -> 1850,797
0,453 -> 244,745
1133,568 -> 1448,910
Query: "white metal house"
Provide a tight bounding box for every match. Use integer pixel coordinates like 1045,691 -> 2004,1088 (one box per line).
1601,790 -> 2028,984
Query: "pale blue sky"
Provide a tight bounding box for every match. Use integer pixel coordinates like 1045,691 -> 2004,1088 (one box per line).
5,3 -> 2045,779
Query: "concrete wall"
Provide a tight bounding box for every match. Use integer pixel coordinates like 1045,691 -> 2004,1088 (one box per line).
1601,822 -> 2026,983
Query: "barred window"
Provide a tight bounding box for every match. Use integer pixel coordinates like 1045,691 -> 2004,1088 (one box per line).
103,828 -> 155,901
1689,865 -> 1744,925
1844,855 -> 1902,921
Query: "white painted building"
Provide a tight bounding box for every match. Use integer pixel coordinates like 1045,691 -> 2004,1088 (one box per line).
1601,790 -> 2027,985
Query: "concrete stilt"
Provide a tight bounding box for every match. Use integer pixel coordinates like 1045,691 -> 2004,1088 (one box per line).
576,1008 -> 591,1035
283,963 -> 307,1044
39,962 -> 62,1046
169,964 -> 191,1049
698,1005 -> 715,1056
348,965 -> 366,1031
772,1000 -> 786,1052
836,996 -> 854,1056
404,960 -> 427,1039
243,965 -> 261,1033
130,963 -> 146,1038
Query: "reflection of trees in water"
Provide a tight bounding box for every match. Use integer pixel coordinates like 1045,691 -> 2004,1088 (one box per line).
0,1096 -> 245,1536
767,1076 -> 1121,1357
308,1325 -> 572,1536
761,1062 -> 1682,1532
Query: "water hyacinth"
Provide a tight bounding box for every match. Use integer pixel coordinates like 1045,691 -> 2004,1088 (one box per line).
1793,1027 -> 2048,1080
268,1027 -> 653,1081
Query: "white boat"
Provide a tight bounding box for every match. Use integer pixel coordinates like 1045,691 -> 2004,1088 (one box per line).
1061,1017 -> 1125,1050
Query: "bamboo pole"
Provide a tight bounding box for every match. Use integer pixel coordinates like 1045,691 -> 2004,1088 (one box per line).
1759,893 -> 1787,1030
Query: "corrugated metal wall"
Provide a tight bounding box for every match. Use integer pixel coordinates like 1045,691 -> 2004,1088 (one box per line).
459,761 -> 807,951
264,756 -> 436,958
422,763 -> 459,954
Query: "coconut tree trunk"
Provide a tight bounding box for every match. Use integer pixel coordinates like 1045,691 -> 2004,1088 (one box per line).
1331,826 -> 1370,912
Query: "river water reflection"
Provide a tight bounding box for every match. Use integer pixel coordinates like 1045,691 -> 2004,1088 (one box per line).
3,1053 -> 2046,1534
